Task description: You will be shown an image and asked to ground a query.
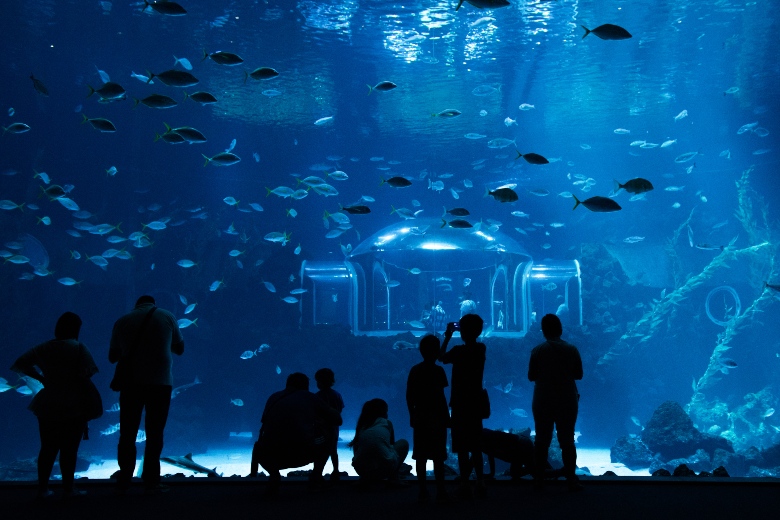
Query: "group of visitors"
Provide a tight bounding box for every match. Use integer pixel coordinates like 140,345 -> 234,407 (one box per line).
11,293 -> 583,500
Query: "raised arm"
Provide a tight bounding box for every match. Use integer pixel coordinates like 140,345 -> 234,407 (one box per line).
438,322 -> 456,362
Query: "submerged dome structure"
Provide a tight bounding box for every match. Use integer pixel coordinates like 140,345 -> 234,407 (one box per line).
300,219 -> 581,337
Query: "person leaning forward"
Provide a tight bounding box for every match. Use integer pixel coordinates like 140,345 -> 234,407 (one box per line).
109,295 -> 184,493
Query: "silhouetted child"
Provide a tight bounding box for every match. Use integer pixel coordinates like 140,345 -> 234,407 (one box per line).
481,428 -> 543,480
440,314 -> 487,498
315,368 -> 345,481
406,334 -> 450,502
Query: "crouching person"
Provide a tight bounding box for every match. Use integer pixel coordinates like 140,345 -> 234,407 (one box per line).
482,428 -> 547,481
349,398 -> 409,487
251,372 -> 341,495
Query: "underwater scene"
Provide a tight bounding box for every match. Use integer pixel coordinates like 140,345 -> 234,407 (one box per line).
1,0 -> 779,479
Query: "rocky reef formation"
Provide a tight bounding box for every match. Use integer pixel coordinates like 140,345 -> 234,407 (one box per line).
611,400 -> 780,477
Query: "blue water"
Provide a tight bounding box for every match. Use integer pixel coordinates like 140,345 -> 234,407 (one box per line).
1,1 -> 779,472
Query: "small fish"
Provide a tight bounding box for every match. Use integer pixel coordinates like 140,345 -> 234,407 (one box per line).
464,133 -> 486,139
504,117 -> 517,127
613,128 -> 631,135
515,151 -> 549,164
381,176 -> 412,188
2,123 -> 31,134
177,318 -> 198,329
631,416 -> 641,427
518,103 -> 535,110
100,423 -> 121,436
674,109 -> 688,121
209,279 -> 224,292
737,122 -> 758,135
432,109 -> 461,118
581,23 -> 632,40
246,67 -> 280,81
275,365 -> 282,375
106,166 -> 118,176
173,55 -> 193,70
392,340 -> 416,351
230,399 -> 244,406
509,407 -> 528,418
184,303 -> 196,314
143,0 -> 188,16
106,403 -> 120,413
763,408 -> 775,418
314,116 -> 334,126
30,74 -> 50,96
282,296 -> 298,304
367,81 -> 397,94
407,320 -> 426,329
674,151 -> 698,163
464,278 -> 472,287
131,71 -> 154,84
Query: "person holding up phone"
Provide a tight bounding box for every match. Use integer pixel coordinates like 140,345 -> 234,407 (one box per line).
440,314 -> 487,499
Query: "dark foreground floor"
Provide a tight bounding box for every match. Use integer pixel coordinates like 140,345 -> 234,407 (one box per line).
3,476 -> 779,520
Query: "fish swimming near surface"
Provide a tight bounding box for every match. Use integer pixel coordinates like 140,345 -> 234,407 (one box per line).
581,24 -> 632,40
572,195 -> 622,212
456,0 -> 510,11
143,0 -> 187,16
160,453 -> 220,477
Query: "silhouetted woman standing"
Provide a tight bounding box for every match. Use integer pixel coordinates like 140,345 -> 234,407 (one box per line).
11,312 -> 101,498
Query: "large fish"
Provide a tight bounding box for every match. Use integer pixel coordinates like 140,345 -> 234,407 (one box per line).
160,453 -> 220,477
581,24 -> 632,40
456,0 -> 510,11
572,195 -> 622,212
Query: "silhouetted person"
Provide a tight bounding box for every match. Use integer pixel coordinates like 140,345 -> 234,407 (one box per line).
252,372 -> 341,495
528,313 -> 583,491
109,295 -> 184,493
440,313 -> 487,498
482,428 -> 546,480
349,398 -> 409,486
315,368 -> 345,481
11,312 -> 100,498
406,334 -> 450,502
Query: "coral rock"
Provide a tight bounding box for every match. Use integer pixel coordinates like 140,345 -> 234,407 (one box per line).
610,436 -> 655,469
712,466 -> 730,477
642,401 -> 733,460
672,464 -> 696,477
651,468 -> 671,477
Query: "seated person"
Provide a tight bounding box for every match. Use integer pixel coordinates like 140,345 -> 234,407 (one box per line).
348,398 -> 409,485
252,372 -> 341,493
482,428 -> 550,480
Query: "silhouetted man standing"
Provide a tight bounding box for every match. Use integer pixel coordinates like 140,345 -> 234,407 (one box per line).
528,314 -> 583,491
109,295 -> 184,492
